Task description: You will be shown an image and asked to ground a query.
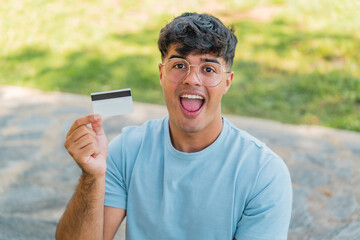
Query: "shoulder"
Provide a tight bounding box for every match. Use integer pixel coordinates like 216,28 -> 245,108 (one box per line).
223,117 -> 291,185
224,118 -> 266,147
223,117 -> 280,162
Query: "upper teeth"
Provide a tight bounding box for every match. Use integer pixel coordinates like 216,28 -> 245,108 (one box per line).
181,94 -> 204,100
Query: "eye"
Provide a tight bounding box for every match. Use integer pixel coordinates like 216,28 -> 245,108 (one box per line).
169,59 -> 188,70
205,67 -> 215,73
175,63 -> 186,69
202,65 -> 217,74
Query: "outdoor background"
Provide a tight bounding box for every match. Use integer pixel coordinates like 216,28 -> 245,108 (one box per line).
1,0 -> 360,131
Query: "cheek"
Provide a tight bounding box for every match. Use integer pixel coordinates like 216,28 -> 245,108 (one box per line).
162,83 -> 177,103
208,86 -> 226,102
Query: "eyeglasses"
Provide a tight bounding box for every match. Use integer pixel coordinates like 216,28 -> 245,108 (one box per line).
161,58 -> 230,87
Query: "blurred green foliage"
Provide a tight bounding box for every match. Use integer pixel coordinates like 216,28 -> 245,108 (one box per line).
1,0 -> 359,131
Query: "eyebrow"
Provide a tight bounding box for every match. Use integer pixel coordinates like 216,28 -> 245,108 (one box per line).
168,55 -> 221,65
168,55 -> 185,60
201,58 -> 221,65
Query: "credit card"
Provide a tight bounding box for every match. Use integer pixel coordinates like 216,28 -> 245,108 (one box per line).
91,88 -> 133,117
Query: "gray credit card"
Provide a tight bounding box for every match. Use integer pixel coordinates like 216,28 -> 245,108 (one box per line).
91,88 -> 133,117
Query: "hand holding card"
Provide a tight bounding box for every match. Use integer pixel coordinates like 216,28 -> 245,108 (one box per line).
91,88 -> 134,117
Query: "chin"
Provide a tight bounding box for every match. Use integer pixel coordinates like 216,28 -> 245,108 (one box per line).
177,117 -> 205,134
179,125 -> 201,134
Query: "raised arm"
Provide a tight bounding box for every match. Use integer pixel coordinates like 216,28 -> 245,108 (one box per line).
56,114 -> 123,239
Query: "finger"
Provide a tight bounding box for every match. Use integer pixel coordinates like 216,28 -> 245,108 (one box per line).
65,131 -> 95,150
74,143 -> 96,166
68,125 -> 96,143
91,140 -> 101,158
90,115 -> 105,136
67,134 -> 95,158
64,125 -> 95,149
66,114 -> 100,138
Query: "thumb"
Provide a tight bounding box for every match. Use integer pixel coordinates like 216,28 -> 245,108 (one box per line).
90,114 -> 105,136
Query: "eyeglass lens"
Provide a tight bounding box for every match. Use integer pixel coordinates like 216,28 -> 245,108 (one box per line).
164,58 -> 225,87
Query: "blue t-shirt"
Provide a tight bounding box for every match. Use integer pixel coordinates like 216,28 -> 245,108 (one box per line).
105,116 -> 292,240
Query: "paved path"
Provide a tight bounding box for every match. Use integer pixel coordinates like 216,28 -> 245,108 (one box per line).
0,86 -> 360,240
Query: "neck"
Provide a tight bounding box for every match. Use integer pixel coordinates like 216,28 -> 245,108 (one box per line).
169,116 -> 223,153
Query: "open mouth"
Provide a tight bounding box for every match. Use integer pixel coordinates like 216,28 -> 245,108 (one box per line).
179,94 -> 205,116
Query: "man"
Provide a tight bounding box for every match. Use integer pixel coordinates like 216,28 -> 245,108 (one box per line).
56,12 -> 292,240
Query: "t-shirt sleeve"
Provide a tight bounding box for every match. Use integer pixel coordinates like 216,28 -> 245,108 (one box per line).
104,135 -> 127,210
235,156 -> 292,240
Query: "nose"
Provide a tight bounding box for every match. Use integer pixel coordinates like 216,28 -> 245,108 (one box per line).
182,65 -> 202,86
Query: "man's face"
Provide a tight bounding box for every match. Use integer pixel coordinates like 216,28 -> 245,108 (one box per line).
159,46 -> 234,134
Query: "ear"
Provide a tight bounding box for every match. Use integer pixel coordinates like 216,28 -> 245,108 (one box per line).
223,72 -> 234,94
159,63 -> 164,86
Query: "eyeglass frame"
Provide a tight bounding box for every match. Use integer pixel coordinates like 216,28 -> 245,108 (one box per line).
160,57 -> 231,87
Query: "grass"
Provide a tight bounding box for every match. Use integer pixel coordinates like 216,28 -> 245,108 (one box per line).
1,0 -> 359,131
224,16 -> 360,131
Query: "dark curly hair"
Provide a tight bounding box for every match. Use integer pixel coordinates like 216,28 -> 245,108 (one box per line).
158,12 -> 237,69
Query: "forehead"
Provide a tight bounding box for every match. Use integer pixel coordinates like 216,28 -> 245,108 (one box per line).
165,45 -> 226,66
